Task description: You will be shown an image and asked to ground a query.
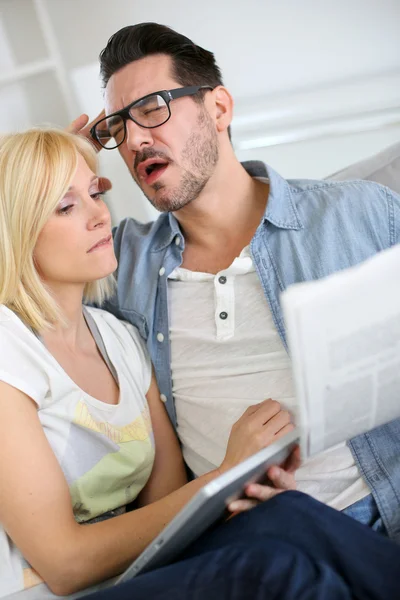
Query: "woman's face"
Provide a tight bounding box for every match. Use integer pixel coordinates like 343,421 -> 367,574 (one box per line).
34,154 -> 117,289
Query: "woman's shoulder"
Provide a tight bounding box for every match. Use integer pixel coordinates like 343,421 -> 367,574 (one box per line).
85,307 -> 147,353
0,305 -> 50,403
0,305 -> 34,343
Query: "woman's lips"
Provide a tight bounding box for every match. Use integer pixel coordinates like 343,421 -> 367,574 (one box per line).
87,234 -> 112,253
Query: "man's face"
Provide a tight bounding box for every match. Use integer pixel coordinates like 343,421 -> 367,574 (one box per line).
104,54 -> 219,212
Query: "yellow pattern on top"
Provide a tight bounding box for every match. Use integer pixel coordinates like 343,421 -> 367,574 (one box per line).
73,401 -> 152,443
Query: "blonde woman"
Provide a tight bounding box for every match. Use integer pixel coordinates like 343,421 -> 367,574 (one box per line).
0,128 -> 295,597
0,129 -> 397,600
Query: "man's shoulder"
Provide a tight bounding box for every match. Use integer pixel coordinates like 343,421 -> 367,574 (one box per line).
288,175 -> 395,200
113,213 -> 169,246
286,175 -> 400,224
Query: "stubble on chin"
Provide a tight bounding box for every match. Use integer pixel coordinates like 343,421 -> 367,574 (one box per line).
141,109 -> 219,213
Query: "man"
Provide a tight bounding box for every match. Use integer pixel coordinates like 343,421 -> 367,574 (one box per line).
73,23 -> 400,539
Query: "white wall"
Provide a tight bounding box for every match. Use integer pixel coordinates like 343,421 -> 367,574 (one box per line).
44,0 -> 400,96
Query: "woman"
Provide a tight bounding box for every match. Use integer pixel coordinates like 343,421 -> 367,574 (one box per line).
0,128 -> 296,598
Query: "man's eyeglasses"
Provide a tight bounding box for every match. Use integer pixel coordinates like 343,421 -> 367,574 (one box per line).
90,85 -> 213,150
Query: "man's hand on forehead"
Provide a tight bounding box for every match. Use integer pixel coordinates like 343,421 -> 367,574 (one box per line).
66,111 -> 106,153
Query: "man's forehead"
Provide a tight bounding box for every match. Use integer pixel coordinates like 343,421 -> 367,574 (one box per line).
104,54 -> 178,113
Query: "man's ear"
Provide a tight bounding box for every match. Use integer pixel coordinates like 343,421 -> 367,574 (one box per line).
211,86 -> 234,133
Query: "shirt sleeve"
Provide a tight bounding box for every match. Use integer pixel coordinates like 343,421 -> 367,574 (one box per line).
0,320 -> 49,406
388,187 -> 400,245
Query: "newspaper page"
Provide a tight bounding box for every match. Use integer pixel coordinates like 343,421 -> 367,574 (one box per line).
281,243 -> 400,458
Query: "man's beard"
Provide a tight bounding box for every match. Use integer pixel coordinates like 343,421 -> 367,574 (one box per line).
138,109 -> 219,213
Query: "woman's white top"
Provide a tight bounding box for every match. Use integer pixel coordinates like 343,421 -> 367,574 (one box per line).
0,305 -> 154,598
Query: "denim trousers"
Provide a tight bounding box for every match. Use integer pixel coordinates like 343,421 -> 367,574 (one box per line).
86,491 -> 400,600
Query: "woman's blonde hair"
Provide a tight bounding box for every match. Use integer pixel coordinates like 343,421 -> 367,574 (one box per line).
0,128 -> 115,331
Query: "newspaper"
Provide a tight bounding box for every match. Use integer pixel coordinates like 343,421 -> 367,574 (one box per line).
281,243 -> 400,458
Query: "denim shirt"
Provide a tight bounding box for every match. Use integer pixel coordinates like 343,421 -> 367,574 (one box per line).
104,161 -> 400,541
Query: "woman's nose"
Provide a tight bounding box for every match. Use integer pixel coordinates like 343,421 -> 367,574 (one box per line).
88,200 -> 111,229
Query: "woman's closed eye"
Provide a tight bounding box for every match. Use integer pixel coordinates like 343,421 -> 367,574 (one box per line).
90,190 -> 107,201
57,203 -> 75,216
56,190 -> 106,215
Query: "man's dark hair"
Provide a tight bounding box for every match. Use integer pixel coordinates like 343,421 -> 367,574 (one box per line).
99,22 -> 224,92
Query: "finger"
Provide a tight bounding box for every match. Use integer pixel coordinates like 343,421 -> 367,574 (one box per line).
66,114 -> 89,134
80,109 -> 108,152
99,177 -> 113,192
251,399 -> 281,423
242,402 -> 265,417
227,499 -> 259,512
266,465 -> 296,490
273,422 -> 295,440
81,109 -> 106,132
263,411 -> 292,436
243,482 -> 283,502
283,445 -> 301,473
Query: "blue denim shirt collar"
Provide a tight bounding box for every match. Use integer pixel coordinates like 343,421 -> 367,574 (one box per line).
244,161 -> 303,230
149,212 -> 184,252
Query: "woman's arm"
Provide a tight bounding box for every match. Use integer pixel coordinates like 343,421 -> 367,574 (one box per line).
136,371 -> 188,506
0,381 -> 293,596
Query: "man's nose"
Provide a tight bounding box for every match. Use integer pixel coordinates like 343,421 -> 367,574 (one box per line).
125,119 -> 154,152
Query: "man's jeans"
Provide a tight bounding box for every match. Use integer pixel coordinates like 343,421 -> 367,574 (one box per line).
86,491 -> 400,600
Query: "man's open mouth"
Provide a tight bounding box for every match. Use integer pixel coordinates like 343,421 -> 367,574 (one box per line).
137,159 -> 170,185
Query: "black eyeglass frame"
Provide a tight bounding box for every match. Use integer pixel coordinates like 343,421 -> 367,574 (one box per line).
90,85 -> 214,149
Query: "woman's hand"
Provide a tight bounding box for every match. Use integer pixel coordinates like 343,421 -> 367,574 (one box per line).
227,446 -> 301,514
219,399 -> 294,473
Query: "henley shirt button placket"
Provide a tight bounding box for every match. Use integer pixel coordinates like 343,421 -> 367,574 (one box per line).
157,332 -> 164,342
218,275 -> 227,284
219,311 -> 228,320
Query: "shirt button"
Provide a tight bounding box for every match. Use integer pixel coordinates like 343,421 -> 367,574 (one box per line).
219,311 -> 228,320
157,332 -> 164,342
160,394 -> 168,403
175,236 -> 180,245
218,275 -> 227,284
159,267 -> 165,276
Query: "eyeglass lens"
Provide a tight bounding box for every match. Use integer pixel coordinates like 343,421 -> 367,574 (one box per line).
96,94 -> 170,148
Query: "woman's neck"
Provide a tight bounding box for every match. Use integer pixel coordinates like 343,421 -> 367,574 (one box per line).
40,283 -> 90,351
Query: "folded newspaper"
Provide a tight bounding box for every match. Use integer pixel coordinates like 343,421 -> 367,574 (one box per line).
281,243 -> 400,459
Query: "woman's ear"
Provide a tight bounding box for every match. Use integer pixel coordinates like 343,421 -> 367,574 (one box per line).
211,86 -> 234,133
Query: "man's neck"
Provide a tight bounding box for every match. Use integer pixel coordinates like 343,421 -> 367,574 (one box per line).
175,158 -> 269,273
